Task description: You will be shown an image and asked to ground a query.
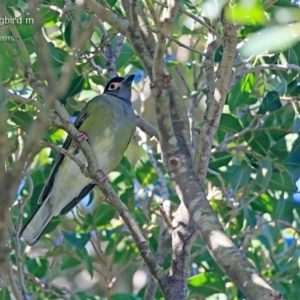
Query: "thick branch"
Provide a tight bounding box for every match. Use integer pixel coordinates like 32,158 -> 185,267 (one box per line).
194,12 -> 237,182
84,0 -> 128,34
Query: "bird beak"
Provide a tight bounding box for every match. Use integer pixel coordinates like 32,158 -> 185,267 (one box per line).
121,74 -> 135,87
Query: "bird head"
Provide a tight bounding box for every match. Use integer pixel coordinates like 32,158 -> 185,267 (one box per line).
104,75 -> 135,101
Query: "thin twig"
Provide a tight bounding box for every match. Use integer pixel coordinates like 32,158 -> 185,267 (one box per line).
168,35 -> 206,56
136,116 -> 159,140
207,168 -> 229,202
4,90 -> 43,111
225,187 -> 267,230
6,259 -> 23,300
179,6 -> 223,41
231,63 -> 300,88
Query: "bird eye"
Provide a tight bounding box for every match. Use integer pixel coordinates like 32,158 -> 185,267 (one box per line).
107,81 -> 121,90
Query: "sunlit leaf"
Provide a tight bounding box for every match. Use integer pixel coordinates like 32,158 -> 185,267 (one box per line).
226,3 -> 267,25
188,273 -> 226,295
241,23 -> 300,58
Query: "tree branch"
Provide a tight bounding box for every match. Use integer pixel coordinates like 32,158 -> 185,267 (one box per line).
179,6 -> 223,42
84,0 -> 128,34
194,11 -> 237,182
231,63 -> 300,88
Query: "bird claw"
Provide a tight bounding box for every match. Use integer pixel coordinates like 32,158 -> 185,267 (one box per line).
93,169 -> 108,184
77,132 -> 88,141
72,132 -> 88,155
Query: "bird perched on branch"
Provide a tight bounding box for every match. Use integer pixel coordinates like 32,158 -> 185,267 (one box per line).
20,75 -> 136,245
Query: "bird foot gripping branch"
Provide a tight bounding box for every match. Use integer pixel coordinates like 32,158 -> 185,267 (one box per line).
77,132 -> 88,141
73,132 -> 88,155
94,169 -> 108,183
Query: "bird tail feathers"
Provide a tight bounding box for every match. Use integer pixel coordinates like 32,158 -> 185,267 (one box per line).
19,200 -> 53,246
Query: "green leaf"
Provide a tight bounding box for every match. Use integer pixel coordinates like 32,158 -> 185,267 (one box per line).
209,152 -> 232,170
256,159 -> 273,188
48,42 -> 67,69
293,115 -> 300,133
188,273 -> 226,296
230,162 -> 252,192
26,257 -> 48,278
265,110 -> 292,141
280,48 -> 299,84
64,20 -> 72,47
111,293 -> 139,300
43,217 -> 61,235
40,7 -> 58,26
107,0 -> 117,7
66,75 -> 84,98
62,231 -> 91,249
225,3 -> 267,25
256,234 -> 271,251
0,42 -> 16,81
17,0 -> 27,12
269,171 -> 296,192
285,135 -> 300,165
135,155 -> 159,185
115,43 -> 135,70
94,203 -> 116,227
287,79 -> 300,96
241,24 -> 300,58
251,193 -> 273,214
227,86 -> 250,112
61,256 -> 81,270
10,110 -> 33,131
114,156 -> 134,183
16,22 -> 34,40
59,75 -> 84,103
219,114 -> 243,133
270,137 -> 290,161
245,131 -> 270,156
89,75 -> 107,86
0,286 -> 11,300
80,247 -> 94,278
274,71 -> 287,95
214,45 -> 223,62
270,133 -> 297,162
258,91 -> 282,114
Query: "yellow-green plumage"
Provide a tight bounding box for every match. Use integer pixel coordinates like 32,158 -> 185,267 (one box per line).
20,75 -> 136,245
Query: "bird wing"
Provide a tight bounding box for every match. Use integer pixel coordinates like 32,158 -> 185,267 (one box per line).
38,103 -> 91,204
